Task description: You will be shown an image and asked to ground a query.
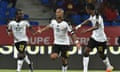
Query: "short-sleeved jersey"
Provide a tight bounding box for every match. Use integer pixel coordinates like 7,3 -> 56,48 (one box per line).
8,20 -> 30,43
88,15 -> 107,42
49,19 -> 72,45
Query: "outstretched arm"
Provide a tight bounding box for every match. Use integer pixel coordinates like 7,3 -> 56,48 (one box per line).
75,19 -> 90,30
81,21 -> 99,34
36,25 -> 51,34
29,26 -> 36,35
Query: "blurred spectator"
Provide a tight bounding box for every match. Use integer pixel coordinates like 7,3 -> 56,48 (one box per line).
8,0 -> 17,8
1,0 -> 17,8
50,0 -> 57,10
71,12 -> 81,25
63,0 -> 79,19
76,0 -> 86,15
103,4 -> 119,22
86,0 -> 96,4
55,0 -> 64,10
41,0 -> 52,7
95,0 -> 103,9
115,0 -> 120,13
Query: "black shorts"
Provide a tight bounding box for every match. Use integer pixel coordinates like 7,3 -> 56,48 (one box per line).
15,41 -> 27,53
87,38 -> 107,52
52,44 -> 70,58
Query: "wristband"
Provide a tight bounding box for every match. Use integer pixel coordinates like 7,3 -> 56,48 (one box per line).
75,24 -> 81,30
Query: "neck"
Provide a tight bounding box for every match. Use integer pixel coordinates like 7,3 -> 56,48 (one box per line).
56,17 -> 63,23
91,11 -> 95,16
16,18 -> 22,22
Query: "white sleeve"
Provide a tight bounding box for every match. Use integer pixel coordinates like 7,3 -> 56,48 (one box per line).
88,16 -> 92,21
25,21 -> 30,27
67,23 -> 72,32
8,21 -> 12,30
95,16 -> 102,25
49,20 -> 54,28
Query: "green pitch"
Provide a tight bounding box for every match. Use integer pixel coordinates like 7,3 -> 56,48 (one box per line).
0,70 -> 119,72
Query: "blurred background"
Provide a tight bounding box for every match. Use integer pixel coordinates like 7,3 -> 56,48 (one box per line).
0,0 -> 120,26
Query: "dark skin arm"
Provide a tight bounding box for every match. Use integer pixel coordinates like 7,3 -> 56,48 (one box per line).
6,25 -> 12,36
29,26 -> 36,35
81,21 -> 99,34
36,25 -> 51,34
75,19 -> 90,30
70,31 -> 81,49
81,19 -> 90,26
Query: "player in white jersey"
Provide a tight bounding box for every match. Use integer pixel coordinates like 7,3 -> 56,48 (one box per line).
7,9 -> 34,72
75,4 -> 113,72
36,8 -> 80,72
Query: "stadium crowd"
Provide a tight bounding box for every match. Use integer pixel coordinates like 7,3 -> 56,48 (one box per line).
0,0 -> 38,25
40,0 -> 120,26
0,0 -> 120,26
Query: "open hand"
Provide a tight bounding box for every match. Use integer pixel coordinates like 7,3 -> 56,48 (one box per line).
34,27 -> 42,34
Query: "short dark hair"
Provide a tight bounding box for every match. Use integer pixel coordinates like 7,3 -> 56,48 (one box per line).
15,9 -> 23,15
86,3 -> 95,10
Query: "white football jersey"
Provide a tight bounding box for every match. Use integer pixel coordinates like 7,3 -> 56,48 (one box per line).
49,19 -> 72,45
88,15 -> 107,42
8,20 -> 30,43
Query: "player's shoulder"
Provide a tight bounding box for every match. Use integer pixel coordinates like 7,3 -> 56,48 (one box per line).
8,20 -> 16,24
20,20 -> 30,25
51,18 -> 56,22
9,20 -> 16,22
49,17 -> 57,23
96,15 -> 103,21
63,18 -> 71,25
21,20 -> 29,23
99,15 -> 103,19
